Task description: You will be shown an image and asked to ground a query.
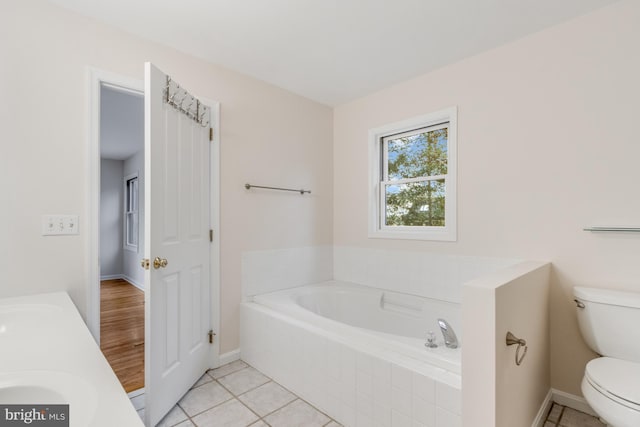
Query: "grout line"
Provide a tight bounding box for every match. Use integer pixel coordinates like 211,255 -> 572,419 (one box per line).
207,361 -> 249,381
556,405 -> 566,427
237,361 -> 338,425
150,360 -> 341,427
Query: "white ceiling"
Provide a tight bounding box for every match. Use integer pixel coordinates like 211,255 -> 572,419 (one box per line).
100,86 -> 144,160
51,0 -> 618,106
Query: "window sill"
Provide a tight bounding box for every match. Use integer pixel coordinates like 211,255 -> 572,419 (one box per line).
368,228 -> 457,242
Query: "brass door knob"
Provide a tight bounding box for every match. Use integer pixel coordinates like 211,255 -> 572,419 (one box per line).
140,258 -> 150,270
153,257 -> 168,269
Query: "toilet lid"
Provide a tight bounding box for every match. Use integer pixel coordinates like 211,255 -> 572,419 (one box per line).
585,357 -> 640,408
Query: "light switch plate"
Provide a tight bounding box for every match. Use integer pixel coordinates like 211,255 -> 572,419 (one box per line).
42,215 -> 79,235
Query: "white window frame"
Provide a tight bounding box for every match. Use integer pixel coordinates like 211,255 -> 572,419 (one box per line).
123,172 -> 139,252
368,106 -> 457,241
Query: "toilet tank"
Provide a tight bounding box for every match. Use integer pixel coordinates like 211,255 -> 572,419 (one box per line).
574,287 -> 640,363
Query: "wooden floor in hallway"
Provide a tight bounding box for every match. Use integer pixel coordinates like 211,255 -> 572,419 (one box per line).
100,278 -> 145,393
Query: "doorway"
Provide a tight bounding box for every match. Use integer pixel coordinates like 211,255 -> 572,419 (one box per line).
87,66 -> 221,425
99,85 -> 145,393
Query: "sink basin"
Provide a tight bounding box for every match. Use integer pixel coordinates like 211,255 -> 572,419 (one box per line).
0,371 -> 98,427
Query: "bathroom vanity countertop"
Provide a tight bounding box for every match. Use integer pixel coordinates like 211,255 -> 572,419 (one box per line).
0,292 -> 144,427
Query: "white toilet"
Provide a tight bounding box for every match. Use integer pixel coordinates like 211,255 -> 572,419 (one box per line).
574,287 -> 640,427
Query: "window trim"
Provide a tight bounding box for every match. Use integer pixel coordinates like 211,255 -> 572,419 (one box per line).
123,172 -> 139,252
368,106 -> 457,241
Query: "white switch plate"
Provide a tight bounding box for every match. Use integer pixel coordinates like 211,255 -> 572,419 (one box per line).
42,215 -> 79,235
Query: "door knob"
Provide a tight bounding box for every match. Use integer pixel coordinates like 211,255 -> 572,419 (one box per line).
140,258 -> 150,270
153,257 -> 168,269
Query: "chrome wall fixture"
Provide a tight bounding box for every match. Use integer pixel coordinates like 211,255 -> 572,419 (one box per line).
164,76 -> 210,127
244,183 -> 311,195
583,226 -> 640,232
506,331 -> 528,366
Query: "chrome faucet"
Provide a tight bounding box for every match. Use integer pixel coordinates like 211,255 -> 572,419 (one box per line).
437,318 -> 459,349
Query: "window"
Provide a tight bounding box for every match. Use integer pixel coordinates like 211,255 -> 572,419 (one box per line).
368,107 -> 457,241
124,174 -> 139,251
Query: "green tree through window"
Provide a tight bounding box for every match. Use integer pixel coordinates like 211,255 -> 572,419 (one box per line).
383,126 -> 448,226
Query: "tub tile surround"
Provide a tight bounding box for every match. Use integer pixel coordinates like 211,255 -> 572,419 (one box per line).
241,302 -> 462,427
242,245 -> 334,298
333,246 -> 521,304
240,248 -> 554,427
241,245 -> 520,303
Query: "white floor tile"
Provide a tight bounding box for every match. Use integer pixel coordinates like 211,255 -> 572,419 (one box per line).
174,421 -> 195,427
156,405 -> 188,427
178,381 -> 232,416
192,373 -> 214,389
210,360 -> 249,379
547,403 -> 563,423
218,367 -> 270,395
325,421 -> 344,427
191,399 -> 258,427
248,421 -> 269,427
264,399 -> 330,427
131,393 -> 145,411
238,381 -> 296,416
559,408 -> 606,427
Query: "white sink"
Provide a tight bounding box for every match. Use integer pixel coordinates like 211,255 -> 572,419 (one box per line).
0,371 -> 98,427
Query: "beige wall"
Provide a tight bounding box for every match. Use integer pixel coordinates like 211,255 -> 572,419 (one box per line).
3,0 -> 640,399
334,0 -> 640,396
495,263 -> 550,426
463,261 -> 550,427
0,0 -> 333,354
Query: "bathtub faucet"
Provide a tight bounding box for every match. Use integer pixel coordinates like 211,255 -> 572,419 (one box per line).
437,319 -> 459,349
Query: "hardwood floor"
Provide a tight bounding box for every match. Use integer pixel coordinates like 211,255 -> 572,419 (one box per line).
100,279 -> 144,393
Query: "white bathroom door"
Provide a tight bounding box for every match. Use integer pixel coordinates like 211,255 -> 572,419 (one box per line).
144,62 -> 212,427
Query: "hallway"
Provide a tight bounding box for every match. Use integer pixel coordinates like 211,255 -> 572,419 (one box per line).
100,278 -> 145,392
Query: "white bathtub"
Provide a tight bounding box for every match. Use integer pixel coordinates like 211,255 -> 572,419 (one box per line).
241,280 -> 462,427
253,281 -> 461,374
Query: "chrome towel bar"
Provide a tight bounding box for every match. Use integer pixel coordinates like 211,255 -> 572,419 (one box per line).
245,183 -> 311,195
583,226 -> 640,232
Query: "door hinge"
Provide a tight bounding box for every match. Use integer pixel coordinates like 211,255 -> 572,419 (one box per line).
209,229 -> 213,242
208,330 -> 216,344
209,127 -> 213,141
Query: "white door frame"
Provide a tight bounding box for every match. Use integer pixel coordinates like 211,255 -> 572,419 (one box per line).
86,67 -> 221,369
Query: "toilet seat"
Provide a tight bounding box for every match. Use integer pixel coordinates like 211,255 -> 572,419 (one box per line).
585,357 -> 640,410
582,357 -> 640,427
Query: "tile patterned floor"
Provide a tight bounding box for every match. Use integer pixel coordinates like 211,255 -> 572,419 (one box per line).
137,359 -> 341,427
544,402 -> 606,427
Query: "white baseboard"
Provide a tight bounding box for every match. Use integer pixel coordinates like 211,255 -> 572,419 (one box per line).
531,389 -> 554,427
123,275 -> 144,292
219,349 -> 240,367
551,388 -> 598,416
532,387 -> 598,427
100,274 -> 145,291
